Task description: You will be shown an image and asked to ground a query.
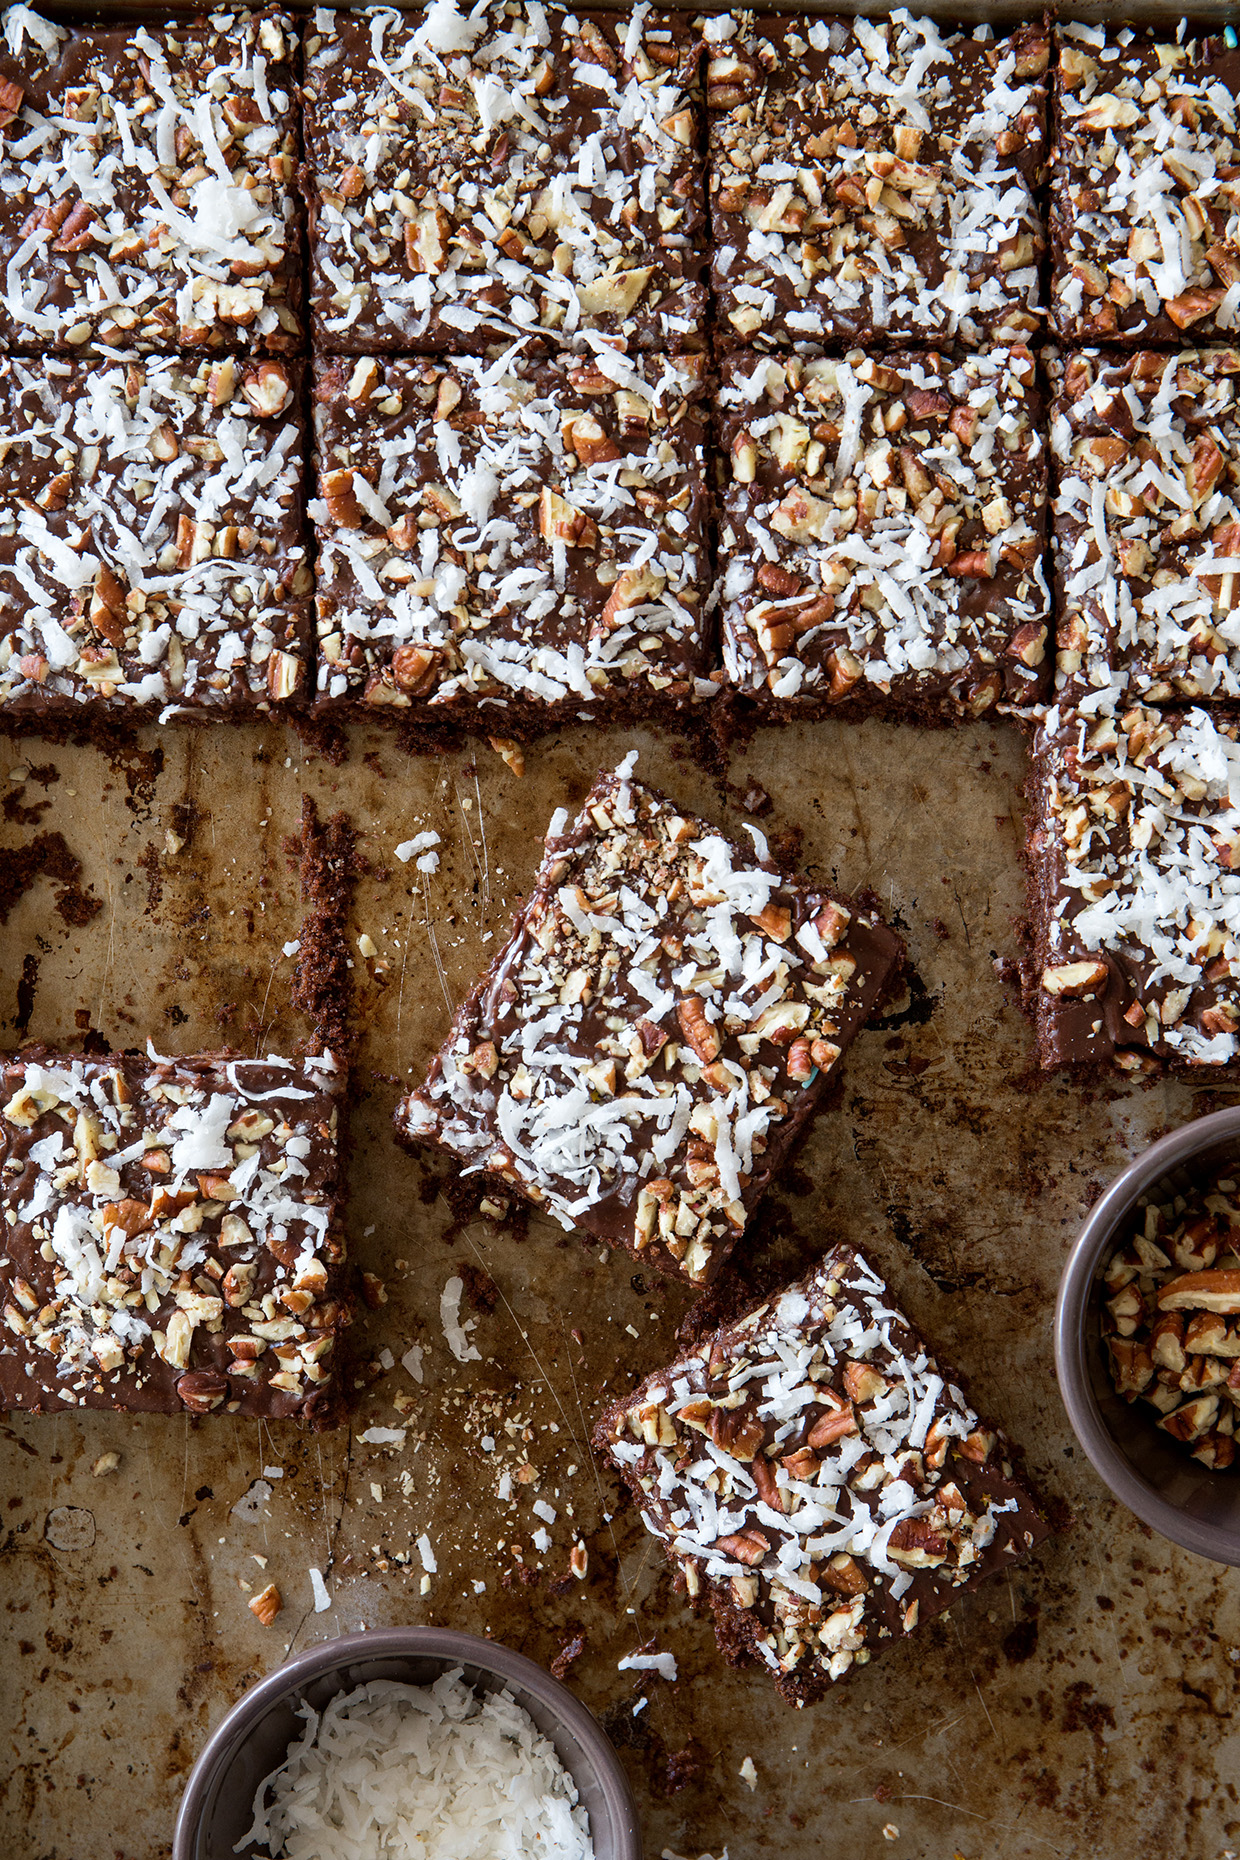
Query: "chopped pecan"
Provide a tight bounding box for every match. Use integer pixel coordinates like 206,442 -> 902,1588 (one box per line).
176,1370 -> 230,1414
751,1456 -> 783,1512
714,1528 -> 769,1567
0,76 -> 23,133
242,362 -> 293,418
807,1396 -> 857,1448
52,200 -> 95,252
248,1581 -> 282,1625
391,643 -> 441,696
322,468 -> 363,528
677,996 -> 721,1064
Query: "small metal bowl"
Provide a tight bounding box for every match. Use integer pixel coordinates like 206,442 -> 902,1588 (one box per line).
172,1626 -> 641,1860
1055,1104 -> 1240,1567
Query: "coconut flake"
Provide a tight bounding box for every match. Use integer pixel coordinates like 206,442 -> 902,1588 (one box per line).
237,1672 -> 594,1860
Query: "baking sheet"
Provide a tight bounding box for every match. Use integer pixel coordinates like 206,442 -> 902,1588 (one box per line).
1,713 -> 1238,1860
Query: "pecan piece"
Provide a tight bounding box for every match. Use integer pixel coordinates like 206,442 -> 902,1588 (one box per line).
676,996 -> 721,1064
714,1528 -> 769,1566
707,1406 -> 764,1459
888,1517 -> 948,1567
843,1361 -> 886,1403
391,643 -> 441,696
785,1037 -> 813,1083
635,1018 -> 668,1057
539,487 -> 597,549
0,76 -> 23,134
751,1456 -> 784,1513
820,1553 -> 868,1598
1166,288 -> 1223,330
750,901 -> 791,942
176,1370 -> 230,1413
248,1581 -> 282,1625
599,563 -> 663,628
241,361 -> 293,418
52,200 -> 95,252
564,412 -> 621,464
807,1395 -> 857,1448
89,566 -> 128,650
1007,623 -> 1047,667
812,900 -> 851,948
321,468 -> 363,528
1158,1269 -> 1240,1315
756,563 -> 803,598
948,550 -> 994,579
1041,959 -> 1108,998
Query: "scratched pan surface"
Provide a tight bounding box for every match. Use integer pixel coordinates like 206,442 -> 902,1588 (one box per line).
0,714 -> 1238,1860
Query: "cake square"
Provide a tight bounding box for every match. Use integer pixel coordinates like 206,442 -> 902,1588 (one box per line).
311,350 -> 711,724
706,14 -> 1047,352
302,3 -> 706,355
0,1048 -> 349,1423
0,6 -> 302,353
1052,348 -> 1240,709
1051,24 -> 1240,345
594,1242 -> 1050,1705
397,759 -> 903,1286
0,352 -> 311,720
715,346 -> 1049,719
1028,704 -> 1240,1072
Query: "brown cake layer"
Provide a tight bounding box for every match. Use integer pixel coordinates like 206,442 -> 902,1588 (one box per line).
397,759 -> 903,1286
302,3 -> 706,354
0,1047 -> 350,1422
0,7 -> 301,353
594,1242 -> 1051,1705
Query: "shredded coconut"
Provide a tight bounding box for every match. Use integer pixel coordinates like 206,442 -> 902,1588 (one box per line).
237,1671 -> 594,1860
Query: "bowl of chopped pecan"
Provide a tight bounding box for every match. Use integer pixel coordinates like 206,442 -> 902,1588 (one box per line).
1056,1107 -> 1240,1565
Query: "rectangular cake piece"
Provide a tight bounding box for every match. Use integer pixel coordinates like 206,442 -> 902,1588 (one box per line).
0,1048 -> 349,1422
1051,24 -> 1240,345
1028,704 -> 1240,1072
311,351 -> 710,724
594,1243 -> 1050,1705
303,3 -> 705,354
0,7 -> 301,353
706,15 -> 1047,351
0,352 -> 310,720
1052,348 -> 1240,709
398,759 -> 903,1286
715,347 -> 1048,719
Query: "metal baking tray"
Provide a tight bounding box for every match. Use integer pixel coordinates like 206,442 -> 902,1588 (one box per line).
3,9 -> 1239,1859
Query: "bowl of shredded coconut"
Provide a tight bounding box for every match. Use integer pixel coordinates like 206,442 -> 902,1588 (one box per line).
172,1627 -> 639,1860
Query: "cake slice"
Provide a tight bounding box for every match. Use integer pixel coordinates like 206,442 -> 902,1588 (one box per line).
1051,23 -> 1240,345
0,1047 -> 349,1423
397,758 -> 903,1286
1026,704 -> 1240,1072
715,345 -> 1048,719
707,14 -> 1047,351
0,352 -> 310,721
594,1242 -> 1051,1704
0,6 -> 301,353
1052,347 -> 1240,708
303,3 -> 705,354
311,350 -> 711,727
